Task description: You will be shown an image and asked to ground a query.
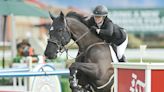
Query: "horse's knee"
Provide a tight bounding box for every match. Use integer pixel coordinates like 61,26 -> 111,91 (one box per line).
69,63 -> 79,76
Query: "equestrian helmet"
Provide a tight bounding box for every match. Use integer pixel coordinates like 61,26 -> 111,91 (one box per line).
93,5 -> 108,16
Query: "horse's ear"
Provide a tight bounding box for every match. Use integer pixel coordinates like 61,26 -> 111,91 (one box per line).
60,11 -> 65,21
49,11 -> 55,20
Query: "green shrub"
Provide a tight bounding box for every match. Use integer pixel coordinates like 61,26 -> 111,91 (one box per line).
128,34 -> 143,48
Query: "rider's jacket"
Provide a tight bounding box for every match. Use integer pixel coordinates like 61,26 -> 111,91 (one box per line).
86,16 -> 127,46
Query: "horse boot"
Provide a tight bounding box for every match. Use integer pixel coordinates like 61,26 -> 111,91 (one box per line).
69,70 -> 81,92
72,88 -> 83,92
84,84 -> 94,92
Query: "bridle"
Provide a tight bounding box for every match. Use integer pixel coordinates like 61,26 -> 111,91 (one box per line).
48,24 -> 71,54
48,38 -> 66,53
47,18 -> 89,58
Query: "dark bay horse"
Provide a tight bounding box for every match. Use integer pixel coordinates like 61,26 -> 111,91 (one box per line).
44,12 -> 114,92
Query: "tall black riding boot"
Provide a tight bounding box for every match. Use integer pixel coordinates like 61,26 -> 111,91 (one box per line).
119,55 -> 127,62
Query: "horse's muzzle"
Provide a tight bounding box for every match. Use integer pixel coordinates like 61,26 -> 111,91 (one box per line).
44,51 -> 57,59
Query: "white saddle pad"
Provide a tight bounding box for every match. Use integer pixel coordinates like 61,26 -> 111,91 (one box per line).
109,45 -> 119,63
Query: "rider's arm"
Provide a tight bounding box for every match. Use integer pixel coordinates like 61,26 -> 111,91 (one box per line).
85,17 -> 95,28
99,22 -> 114,37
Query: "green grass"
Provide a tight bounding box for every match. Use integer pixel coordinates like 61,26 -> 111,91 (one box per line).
128,59 -> 164,63
0,78 -> 13,85
60,77 -> 71,92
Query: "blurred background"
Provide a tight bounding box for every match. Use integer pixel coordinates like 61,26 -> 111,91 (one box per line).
0,0 -> 164,91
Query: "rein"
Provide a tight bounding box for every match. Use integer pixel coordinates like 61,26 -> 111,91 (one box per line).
64,26 -> 90,59
65,19 -> 90,49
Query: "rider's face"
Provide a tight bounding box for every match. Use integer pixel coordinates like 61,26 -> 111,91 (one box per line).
94,16 -> 104,24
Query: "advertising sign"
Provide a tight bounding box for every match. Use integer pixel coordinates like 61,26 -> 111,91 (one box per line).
118,69 -> 145,92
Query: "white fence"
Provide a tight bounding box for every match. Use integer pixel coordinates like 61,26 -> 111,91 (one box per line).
0,57 -> 70,92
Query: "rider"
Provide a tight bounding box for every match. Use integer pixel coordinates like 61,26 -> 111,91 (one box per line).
86,5 -> 128,62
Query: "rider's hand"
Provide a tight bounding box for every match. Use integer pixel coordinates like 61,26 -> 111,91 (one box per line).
91,26 -> 101,34
90,26 -> 97,33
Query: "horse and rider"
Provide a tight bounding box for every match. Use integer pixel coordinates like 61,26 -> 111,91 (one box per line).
44,5 -> 128,92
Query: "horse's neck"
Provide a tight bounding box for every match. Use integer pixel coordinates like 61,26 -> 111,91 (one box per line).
67,18 -> 103,51
74,31 -> 102,50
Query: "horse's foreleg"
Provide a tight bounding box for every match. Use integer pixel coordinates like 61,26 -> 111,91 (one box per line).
69,62 -> 98,92
70,62 -> 99,80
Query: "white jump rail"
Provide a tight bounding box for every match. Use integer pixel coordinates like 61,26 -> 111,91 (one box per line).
0,69 -> 70,77
0,68 -> 29,73
0,66 -> 70,92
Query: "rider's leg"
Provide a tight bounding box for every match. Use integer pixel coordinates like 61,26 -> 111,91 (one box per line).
116,35 -> 128,62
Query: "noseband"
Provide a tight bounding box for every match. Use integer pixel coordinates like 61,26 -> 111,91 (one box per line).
47,38 -> 65,53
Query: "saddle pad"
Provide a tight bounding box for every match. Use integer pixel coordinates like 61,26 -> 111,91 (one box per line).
109,45 -> 119,63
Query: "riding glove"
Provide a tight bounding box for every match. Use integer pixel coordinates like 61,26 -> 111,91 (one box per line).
90,26 -> 97,34
91,26 -> 97,31
90,26 -> 101,34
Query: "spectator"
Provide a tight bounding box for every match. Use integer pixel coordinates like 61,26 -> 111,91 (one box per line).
13,39 -> 35,63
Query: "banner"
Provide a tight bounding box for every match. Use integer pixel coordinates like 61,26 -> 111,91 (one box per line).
118,69 -> 145,92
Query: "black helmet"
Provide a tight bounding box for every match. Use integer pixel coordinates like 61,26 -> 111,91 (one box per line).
93,5 -> 108,16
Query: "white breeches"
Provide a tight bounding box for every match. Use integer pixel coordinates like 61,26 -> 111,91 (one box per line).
116,35 -> 128,59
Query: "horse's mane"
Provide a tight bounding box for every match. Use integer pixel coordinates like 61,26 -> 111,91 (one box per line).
66,12 -> 88,26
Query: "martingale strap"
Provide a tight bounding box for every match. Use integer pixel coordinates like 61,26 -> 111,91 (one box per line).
97,74 -> 114,89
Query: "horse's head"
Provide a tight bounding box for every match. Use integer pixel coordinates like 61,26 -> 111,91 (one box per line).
44,12 -> 71,59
